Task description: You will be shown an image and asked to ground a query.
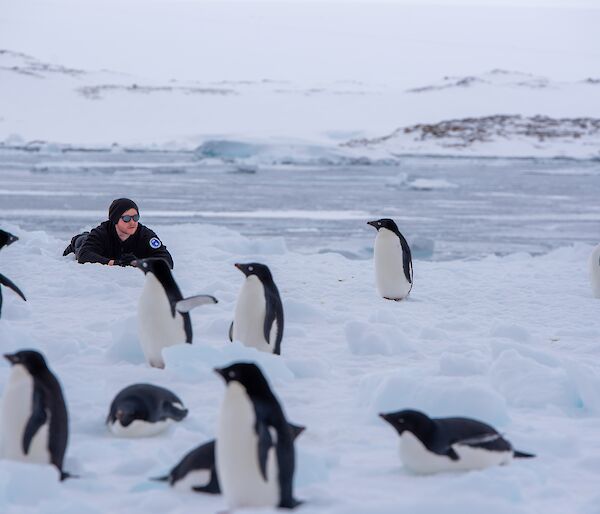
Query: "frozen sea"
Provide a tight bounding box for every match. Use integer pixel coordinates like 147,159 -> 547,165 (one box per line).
1,148 -> 599,260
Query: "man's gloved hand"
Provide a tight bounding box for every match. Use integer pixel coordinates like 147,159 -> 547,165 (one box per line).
117,253 -> 137,267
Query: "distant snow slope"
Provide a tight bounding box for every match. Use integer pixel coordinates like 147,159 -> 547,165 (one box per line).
345,115 -> 600,159
1,1 -> 599,158
0,224 -> 599,513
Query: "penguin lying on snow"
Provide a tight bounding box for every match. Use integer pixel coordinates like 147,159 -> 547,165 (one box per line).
215,362 -> 301,509
0,229 -> 18,251
135,258 -> 218,368
368,218 -> 413,301
229,263 -> 284,355
107,383 -> 188,438
379,409 -> 534,474
0,350 -> 72,480
153,423 -> 305,493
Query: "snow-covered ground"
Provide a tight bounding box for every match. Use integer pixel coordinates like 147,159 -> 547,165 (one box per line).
1,1 -> 599,158
1,224 -> 600,513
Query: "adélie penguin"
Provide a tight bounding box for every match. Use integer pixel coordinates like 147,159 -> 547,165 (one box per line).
135,258 -> 218,368
379,409 -> 535,474
215,362 -> 302,509
229,263 -> 284,354
0,229 -> 18,251
367,218 -> 413,301
152,423 -> 305,493
0,350 -> 72,480
106,383 -> 188,438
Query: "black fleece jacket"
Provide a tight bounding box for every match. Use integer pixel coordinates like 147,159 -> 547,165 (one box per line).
77,221 -> 174,269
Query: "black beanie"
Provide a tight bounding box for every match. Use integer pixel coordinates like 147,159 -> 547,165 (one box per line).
108,198 -> 139,224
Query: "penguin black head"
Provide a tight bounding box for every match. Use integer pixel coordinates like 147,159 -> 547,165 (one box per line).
110,400 -> 147,427
214,362 -> 273,398
134,257 -> 170,275
4,350 -> 49,375
379,409 -> 436,438
367,218 -> 399,233
0,229 -> 18,250
234,263 -> 273,282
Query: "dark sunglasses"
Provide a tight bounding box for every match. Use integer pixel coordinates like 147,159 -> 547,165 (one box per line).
120,214 -> 140,223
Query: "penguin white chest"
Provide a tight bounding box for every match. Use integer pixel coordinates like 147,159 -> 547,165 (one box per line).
108,418 -> 172,438
0,365 -> 50,464
374,229 -> 411,299
138,274 -> 186,368
216,383 -> 278,508
233,276 -> 271,352
399,432 -> 512,474
589,244 -> 600,298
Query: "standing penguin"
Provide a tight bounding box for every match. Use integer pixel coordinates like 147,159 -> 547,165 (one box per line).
215,362 -> 301,510
0,350 -> 71,480
229,263 -> 284,355
106,383 -> 188,438
379,409 -> 534,474
135,258 -> 218,368
367,218 -> 413,301
153,423 -> 305,493
589,243 -> 600,298
0,229 -> 18,251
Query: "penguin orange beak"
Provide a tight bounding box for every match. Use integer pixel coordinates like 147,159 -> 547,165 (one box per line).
234,263 -> 242,270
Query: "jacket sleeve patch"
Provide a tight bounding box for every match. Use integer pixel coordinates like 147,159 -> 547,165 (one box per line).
149,237 -> 162,249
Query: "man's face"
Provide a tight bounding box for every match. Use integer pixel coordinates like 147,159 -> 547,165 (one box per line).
116,207 -> 139,237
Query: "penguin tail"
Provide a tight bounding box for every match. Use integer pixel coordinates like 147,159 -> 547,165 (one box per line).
514,450 -> 535,458
60,471 -> 80,481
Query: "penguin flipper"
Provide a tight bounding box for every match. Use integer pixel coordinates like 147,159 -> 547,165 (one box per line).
0,273 -> 26,302
163,402 -> 188,422
255,419 -> 273,482
275,420 -> 299,509
228,321 -> 234,342
22,387 -> 48,455
175,295 -> 218,314
397,232 -> 413,284
263,290 -> 283,354
455,432 -> 511,453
